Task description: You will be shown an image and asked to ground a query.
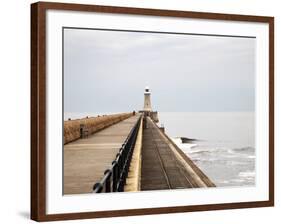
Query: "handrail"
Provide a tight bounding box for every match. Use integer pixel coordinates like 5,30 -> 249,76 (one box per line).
93,115 -> 142,193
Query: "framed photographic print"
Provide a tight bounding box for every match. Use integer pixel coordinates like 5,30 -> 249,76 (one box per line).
31,1 -> 274,221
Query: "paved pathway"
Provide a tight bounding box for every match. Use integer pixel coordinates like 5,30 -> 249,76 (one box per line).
141,117 -> 204,190
64,114 -> 141,194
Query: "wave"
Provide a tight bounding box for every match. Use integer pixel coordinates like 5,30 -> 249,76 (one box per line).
238,171 -> 255,178
171,137 -> 197,150
231,146 -> 255,152
179,146 -> 255,155
179,137 -> 197,143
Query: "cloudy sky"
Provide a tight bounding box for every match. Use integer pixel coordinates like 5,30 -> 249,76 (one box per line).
64,28 -> 255,113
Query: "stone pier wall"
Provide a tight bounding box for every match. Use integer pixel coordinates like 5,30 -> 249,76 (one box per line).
64,112 -> 134,145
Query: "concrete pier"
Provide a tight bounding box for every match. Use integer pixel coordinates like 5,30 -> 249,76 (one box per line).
63,112 -> 214,195
124,118 -> 143,192
64,114 -> 141,194
64,113 -> 133,144
141,117 -> 215,190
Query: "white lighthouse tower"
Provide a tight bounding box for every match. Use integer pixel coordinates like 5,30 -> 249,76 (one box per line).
141,86 -> 158,122
143,86 -> 152,111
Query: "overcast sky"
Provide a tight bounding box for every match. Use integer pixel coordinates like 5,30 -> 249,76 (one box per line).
64,28 -> 255,113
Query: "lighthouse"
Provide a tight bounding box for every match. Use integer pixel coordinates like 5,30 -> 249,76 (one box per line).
143,86 -> 152,111
140,86 -> 159,123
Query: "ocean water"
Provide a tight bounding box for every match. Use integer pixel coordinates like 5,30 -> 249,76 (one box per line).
158,112 -> 255,187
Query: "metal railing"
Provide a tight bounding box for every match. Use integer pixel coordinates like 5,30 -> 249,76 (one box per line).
93,115 -> 142,193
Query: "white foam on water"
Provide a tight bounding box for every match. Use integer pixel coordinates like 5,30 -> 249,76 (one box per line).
238,171 -> 255,178
171,137 -> 197,151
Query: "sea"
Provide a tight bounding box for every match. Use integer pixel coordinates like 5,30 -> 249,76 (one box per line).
64,111 -> 255,187
158,112 -> 255,187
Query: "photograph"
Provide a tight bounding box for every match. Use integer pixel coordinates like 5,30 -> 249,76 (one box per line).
63,27 -> 255,194
31,2 -> 274,220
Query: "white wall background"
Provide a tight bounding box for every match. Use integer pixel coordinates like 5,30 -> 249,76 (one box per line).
0,0 -> 279,223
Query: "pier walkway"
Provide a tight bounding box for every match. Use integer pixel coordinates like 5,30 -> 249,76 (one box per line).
64,114 -> 141,194
141,117 -> 215,190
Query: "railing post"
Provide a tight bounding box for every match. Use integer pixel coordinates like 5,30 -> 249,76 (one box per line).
93,182 -> 103,193
112,161 -> 117,192
104,169 -> 112,192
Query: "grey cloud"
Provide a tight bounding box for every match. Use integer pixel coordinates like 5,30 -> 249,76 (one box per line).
64,28 -> 255,113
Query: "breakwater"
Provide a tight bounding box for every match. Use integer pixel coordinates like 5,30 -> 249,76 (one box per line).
63,112 -> 215,194
64,112 -> 134,144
